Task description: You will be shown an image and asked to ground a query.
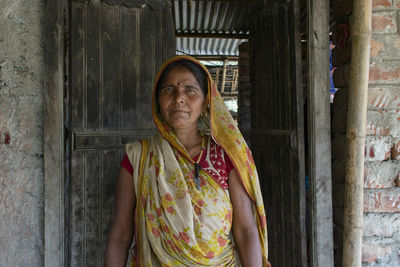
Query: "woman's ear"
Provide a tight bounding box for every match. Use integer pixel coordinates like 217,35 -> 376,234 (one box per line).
202,98 -> 208,113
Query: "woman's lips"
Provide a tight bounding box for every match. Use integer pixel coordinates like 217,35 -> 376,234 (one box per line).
170,109 -> 188,114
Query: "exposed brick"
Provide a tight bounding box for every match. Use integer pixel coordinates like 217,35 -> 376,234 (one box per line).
370,35 -> 400,60
362,243 -> 393,263
372,12 -> 397,34
365,136 -> 391,161
369,61 -> 400,83
332,64 -> 350,88
391,139 -> 400,159
372,0 -> 393,9
364,188 -> 400,212
370,38 -> 385,58
368,86 -> 400,110
364,161 -> 400,188
367,110 -> 400,137
332,39 -> 352,67
363,213 -> 400,237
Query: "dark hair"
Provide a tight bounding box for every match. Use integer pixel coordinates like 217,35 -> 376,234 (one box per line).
156,59 -> 208,100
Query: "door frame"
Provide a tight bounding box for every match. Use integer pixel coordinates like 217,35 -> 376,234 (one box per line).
307,0 -> 334,265
43,0 -> 334,266
44,0 -> 66,266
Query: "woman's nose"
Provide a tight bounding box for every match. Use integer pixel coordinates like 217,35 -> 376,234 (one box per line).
174,89 -> 185,103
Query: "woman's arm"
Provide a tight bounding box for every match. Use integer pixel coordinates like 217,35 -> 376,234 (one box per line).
228,168 -> 263,267
104,167 -> 136,267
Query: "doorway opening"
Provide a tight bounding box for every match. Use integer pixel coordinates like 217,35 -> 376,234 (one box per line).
43,0 -> 334,266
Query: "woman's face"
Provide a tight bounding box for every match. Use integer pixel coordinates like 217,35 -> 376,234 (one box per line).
158,65 -> 206,131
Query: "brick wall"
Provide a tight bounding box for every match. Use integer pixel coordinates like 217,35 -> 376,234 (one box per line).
0,0 -> 45,265
331,0 -> 400,265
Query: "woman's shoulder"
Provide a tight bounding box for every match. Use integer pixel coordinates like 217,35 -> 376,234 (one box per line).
125,136 -> 155,156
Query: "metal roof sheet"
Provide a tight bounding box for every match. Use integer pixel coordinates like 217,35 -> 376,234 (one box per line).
176,37 -> 246,56
171,0 -> 251,56
171,0 -> 251,36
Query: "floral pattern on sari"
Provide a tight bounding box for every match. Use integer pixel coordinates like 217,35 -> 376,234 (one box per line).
126,55 -> 268,266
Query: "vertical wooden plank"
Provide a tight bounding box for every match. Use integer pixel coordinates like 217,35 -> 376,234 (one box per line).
138,7 -> 156,129
102,150 -> 121,256
69,152 -> 85,267
44,0 -> 65,265
307,0 -> 334,266
120,7 -> 138,129
85,151 -> 102,267
153,9 -> 164,75
102,4 -> 121,130
86,3 -> 101,131
163,5 -> 176,60
71,4 -> 85,132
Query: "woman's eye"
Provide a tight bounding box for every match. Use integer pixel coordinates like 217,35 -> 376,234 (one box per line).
162,87 -> 173,93
185,87 -> 197,93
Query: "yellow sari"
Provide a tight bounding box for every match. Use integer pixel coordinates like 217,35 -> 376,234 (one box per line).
125,56 -> 268,266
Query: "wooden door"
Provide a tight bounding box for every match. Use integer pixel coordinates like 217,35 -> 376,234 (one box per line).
250,0 -> 307,266
68,1 -> 175,266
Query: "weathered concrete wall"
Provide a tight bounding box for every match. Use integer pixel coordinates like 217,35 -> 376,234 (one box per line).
331,0 -> 400,266
0,0 -> 45,266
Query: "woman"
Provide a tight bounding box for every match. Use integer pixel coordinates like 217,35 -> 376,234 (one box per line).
105,56 -> 269,266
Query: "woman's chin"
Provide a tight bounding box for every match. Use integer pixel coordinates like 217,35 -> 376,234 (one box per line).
166,119 -> 198,131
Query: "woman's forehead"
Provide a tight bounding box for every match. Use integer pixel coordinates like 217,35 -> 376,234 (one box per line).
163,66 -> 198,82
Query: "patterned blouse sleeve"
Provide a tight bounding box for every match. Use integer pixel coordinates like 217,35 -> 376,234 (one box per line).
120,153 -> 134,176
224,151 -> 234,174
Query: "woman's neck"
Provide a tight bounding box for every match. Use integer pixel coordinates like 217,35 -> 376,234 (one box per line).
174,125 -> 202,152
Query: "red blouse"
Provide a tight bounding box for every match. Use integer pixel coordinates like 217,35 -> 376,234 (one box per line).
121,139 -> 234,190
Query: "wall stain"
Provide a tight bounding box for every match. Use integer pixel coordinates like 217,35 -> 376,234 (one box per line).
4,131 -> 10,145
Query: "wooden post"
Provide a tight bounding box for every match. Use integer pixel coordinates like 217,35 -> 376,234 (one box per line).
232,69 -> 238,93
342,1 -> 372,266
215,68 -> 220,91
307,0 -> 334,265
221,59 -> 228,95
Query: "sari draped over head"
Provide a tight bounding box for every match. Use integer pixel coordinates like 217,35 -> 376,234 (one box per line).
125,55 -> 268,266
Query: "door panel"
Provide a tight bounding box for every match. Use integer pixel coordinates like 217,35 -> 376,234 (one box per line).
250,1 -> 306,266
68,1 -> 175,266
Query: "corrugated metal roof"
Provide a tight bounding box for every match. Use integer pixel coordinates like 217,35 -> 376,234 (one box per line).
171,0 -> 251,36
176,37 -> 246,56
171,0 -> 251,56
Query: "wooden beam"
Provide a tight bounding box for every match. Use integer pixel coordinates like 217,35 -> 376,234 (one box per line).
342,1 -> 372,266
173,0 -> 255,2
175,32 -> 249,39
193,55 -> 238,61
307,0 -> 334,265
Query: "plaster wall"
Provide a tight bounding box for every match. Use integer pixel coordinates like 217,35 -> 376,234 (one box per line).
0,0 -> 45,265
